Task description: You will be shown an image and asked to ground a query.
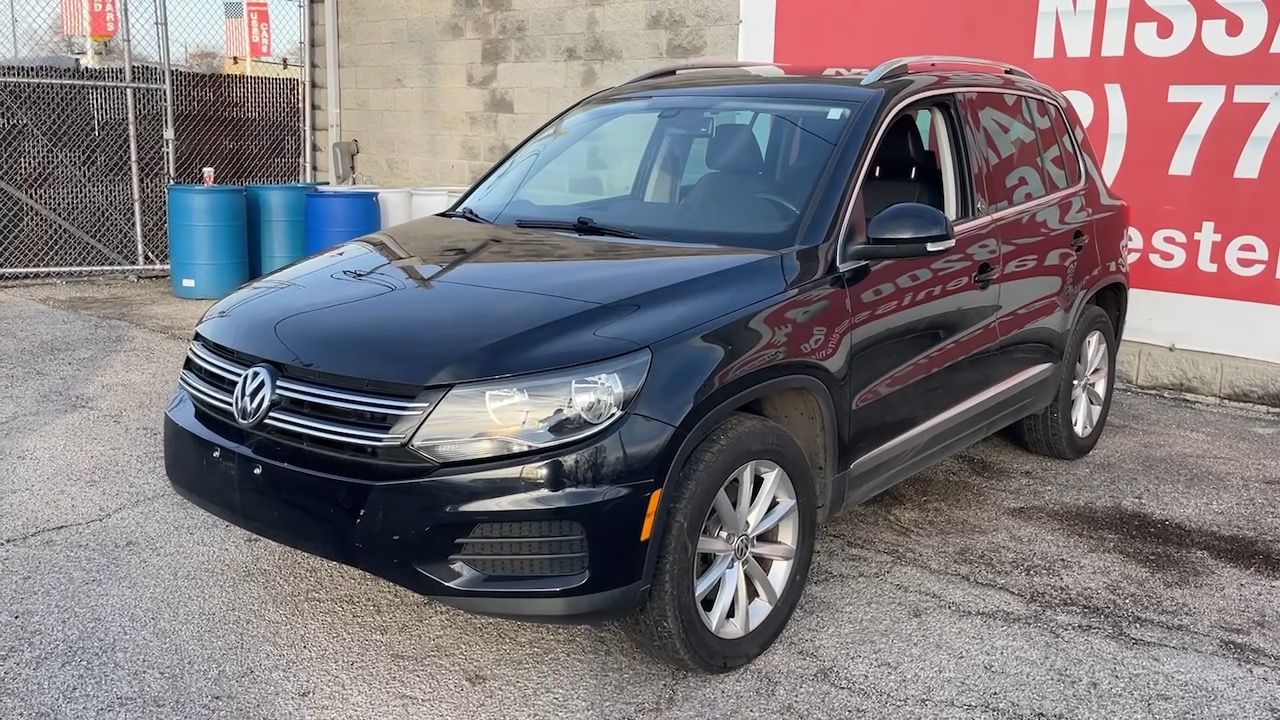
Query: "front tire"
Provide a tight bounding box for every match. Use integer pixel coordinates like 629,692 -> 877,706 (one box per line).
1012,304 -> 1117,460
623,412 -> 817,673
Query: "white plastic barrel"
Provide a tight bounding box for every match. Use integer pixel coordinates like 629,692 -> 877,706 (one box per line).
442,185 -> 470,204
377,188 -> 412,228
410,188 -> 450,219
317,184 -> 378,192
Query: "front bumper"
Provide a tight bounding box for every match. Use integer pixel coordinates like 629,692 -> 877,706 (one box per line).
163,389 -> 678,623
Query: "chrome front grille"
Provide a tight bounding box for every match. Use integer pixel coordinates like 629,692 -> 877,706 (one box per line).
178,340 -> 434,449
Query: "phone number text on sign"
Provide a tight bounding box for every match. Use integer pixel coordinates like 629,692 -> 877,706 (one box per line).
773,0 -> 1280,305
1061,81 -> 1280,299
1061,83 -> 1280,185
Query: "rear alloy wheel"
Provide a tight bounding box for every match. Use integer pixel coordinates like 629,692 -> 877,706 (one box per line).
1012,304 -> 1117,460
1071,329 -> 1110,438
623,412 -> 817,673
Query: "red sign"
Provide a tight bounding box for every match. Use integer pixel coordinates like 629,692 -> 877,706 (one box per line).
88,0 -> 118,41
58,0 -> 116,39
248,0 -> 272,58
774,0 -> 1280,306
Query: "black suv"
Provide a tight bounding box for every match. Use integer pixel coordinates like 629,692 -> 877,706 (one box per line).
164,56 -> 1130,673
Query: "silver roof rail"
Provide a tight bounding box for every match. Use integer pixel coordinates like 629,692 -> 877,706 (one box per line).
622,60 -> 773,85
860,55 -> 1035,85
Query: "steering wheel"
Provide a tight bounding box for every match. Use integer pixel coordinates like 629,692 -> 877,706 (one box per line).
751,193 -> 801,215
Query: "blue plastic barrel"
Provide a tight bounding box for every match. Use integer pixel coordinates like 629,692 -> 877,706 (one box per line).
304,190 -> 381,253
166,184 -> 250,300
247,183 -> 311,277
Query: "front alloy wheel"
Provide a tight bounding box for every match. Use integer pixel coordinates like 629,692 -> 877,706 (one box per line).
694,460 -> 799,639
623,413 -> 817,673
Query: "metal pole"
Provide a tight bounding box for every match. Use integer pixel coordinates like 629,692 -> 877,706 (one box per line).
0,76 -> 164,89
0,264 -> 169,276
324,0 -> 340,185
244,0 -> 253,76
7,0 -> 17,58
82,0 -> 95,66
155,0 -> 177,180
301,0 -> 313,181
118,0 -> 148,265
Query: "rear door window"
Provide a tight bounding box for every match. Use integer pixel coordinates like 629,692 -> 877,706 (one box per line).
958,92 -> 1048,213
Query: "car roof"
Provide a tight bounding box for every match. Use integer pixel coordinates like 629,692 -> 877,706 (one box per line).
592,56 -> 1060,105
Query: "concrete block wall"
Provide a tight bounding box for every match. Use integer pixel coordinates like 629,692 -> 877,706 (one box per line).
310,0 -> 741,188
1117,341 -> 1280,408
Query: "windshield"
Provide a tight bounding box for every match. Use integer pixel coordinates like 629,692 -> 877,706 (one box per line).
459,94 -> 861,250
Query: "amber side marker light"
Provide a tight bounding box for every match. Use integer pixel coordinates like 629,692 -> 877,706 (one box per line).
639,488 -> 663,541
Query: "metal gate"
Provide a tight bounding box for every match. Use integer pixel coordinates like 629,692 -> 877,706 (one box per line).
1,0 -> 307,279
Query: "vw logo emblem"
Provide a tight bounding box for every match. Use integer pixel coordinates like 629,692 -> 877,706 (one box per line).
231,364 -> 278,428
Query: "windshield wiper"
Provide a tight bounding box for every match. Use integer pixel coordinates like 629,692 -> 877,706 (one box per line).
439,206 -> 492,224
514,216 -> 640,239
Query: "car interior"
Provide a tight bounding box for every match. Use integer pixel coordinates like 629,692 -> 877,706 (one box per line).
676,107 -> 957,227
862,114 -> 948,220
680,123 -> 781,212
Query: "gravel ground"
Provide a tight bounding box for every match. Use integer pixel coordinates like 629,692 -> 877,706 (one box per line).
2,279 -> 1278,720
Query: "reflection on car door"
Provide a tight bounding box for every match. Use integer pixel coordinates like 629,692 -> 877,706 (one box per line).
839,96 -> 1006,506
956,90 -> 1098,381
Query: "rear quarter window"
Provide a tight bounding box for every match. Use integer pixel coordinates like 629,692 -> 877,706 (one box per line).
960,92 -> 1079,213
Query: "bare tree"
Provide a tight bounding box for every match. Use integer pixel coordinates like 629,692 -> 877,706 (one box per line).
33,11 -> 133,64
39,12 -> 82,57
184,46 -> 226,74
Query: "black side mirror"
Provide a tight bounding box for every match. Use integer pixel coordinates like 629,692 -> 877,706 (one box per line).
847,203 -> 956,260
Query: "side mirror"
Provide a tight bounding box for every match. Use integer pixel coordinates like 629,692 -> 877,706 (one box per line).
848,203 -> 956,260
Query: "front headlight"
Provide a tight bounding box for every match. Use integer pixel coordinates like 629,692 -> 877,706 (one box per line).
409,349 -> 652,463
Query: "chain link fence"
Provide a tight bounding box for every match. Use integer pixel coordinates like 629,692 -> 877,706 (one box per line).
0,0 -> 307,279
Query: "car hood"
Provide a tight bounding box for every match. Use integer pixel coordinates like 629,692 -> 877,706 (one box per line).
195,217 -> 785,387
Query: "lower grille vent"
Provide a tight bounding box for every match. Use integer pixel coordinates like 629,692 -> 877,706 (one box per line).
450,521 -> 588,577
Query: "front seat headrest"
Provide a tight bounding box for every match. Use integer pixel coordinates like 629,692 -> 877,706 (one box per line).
706,123 -> 765,175
873,116 -> 929,179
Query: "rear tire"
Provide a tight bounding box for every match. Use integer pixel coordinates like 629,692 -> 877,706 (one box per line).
622,412 -> 817,673
1012,304 -> 1116,460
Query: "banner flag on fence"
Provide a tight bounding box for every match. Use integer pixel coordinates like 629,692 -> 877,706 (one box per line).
59,0 -> 119,41
58,0 -> 85,37
89,0 -> 120,41
225,1 -> 272,59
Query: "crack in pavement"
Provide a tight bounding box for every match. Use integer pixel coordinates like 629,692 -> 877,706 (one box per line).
0,493 -> 168,548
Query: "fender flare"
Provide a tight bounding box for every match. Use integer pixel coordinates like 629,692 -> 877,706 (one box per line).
635,374 -> 840,595
1073,273 -> 1129,341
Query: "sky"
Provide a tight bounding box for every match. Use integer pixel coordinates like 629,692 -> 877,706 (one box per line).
4,0 -> 304,66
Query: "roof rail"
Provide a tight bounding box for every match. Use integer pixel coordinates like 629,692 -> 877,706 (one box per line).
622,60 -> 772,85
860,55 -> 1035,85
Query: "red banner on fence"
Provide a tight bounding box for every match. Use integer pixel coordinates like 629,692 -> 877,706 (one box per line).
248,1 -> 272,58
775,0 -> 1280,306
57,0 -> 117,40
88,0 -> 119,41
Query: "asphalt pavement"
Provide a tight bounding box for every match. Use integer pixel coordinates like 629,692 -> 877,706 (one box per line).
2,279 -> 1278,720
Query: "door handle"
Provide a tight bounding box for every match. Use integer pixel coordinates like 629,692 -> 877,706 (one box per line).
1072,230 -> 1088,252
973,261 -> 997,289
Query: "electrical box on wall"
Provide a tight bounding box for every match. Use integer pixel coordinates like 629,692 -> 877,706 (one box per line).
331,140 -> 360,184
